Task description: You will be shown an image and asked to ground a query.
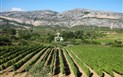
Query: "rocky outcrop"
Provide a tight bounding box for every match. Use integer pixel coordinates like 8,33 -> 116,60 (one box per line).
0,8 -> 123,28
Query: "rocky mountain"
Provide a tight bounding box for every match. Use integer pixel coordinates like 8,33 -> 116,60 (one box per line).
0,8 -> 123,29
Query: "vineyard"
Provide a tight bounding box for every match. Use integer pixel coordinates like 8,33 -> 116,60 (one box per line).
0,45 -> 123,77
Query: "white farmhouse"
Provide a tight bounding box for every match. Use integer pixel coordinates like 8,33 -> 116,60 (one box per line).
54,32 -> 63,42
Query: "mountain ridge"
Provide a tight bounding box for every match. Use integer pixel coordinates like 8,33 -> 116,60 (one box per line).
0,8 -> 123,29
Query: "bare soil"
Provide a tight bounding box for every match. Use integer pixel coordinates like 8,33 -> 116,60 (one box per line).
113,72 -> 123,77
0,72 -> 31,77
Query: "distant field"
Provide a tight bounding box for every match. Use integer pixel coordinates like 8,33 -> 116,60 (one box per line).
93,32 -> 123,43
66,45 -> 123,76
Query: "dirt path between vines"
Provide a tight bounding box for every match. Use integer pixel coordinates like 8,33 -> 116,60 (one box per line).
113,72 -> 123,77
0,72 -> 32,77
103,71 -> 112,77
32,48 -> 49,65
29,48 -> 50,72
68,49 -> 123,77
0,48 -> 53,77
44,48 -> 54,66
53,48 -> 59,77
53,48 -> 64,77
86,65 -> 100,77
63,49 -> 75,77
68,49 -> 99,77
66,49 -> 87,77
16,48 -> 46,73
0,49 -> 35,74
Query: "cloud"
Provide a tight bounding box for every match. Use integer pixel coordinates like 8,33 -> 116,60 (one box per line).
12,7 -> 24,11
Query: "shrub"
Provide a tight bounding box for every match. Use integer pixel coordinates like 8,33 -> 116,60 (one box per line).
12,64 -> 17,71
0,66 -> 2,71
105,42 -> 114,46
1,65 -> 6,70
30,62 -> 51,77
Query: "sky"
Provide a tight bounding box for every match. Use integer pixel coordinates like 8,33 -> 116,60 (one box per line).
0,0 -> 123,13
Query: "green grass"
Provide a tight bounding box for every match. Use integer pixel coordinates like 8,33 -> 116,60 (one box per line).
59,49 -> 65,74
66,45 -> 123,76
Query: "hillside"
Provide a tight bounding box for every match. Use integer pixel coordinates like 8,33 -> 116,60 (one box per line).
0,8 -> 123,29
